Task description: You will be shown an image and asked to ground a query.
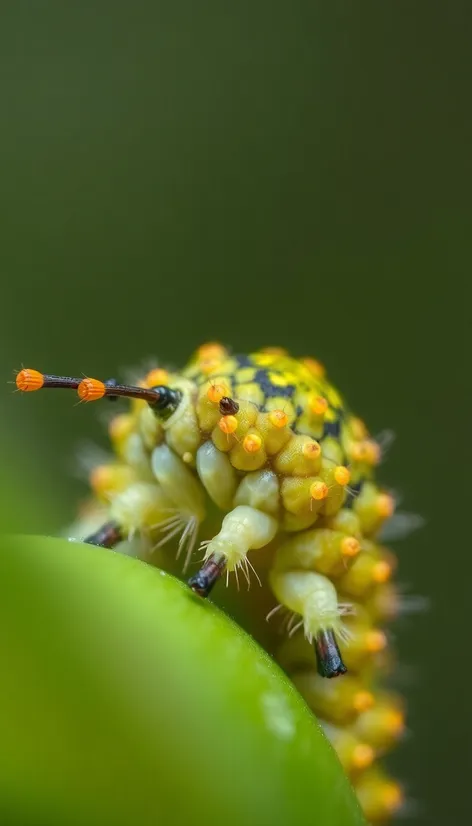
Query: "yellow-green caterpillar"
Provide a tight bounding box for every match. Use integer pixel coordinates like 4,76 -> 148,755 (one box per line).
16,342 -> 414,823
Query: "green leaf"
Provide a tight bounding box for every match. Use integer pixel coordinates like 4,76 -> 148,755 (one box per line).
0,535 -> 365,826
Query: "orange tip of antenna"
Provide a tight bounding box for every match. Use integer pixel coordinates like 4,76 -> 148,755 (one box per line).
78,377 -> 106,402
16,368 -> 44,392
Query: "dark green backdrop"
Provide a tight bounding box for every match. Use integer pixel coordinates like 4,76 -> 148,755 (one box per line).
1,2 -> 468,823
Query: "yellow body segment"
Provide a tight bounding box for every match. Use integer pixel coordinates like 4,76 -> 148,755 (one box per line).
23,344 -> 408,823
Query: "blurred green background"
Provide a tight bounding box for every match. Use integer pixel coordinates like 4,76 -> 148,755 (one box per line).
0,2 -> 467,823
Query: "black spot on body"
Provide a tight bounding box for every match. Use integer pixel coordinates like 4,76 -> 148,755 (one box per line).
235,354 -> 254,368
253,369 -> 295,400
85,521 -> 122,548
323,419 -> 342,439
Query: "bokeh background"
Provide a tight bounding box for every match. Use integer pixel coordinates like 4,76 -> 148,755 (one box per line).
0,2 -> 468,823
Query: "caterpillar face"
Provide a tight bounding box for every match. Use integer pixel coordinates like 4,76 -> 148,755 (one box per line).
15,342 -> 416,824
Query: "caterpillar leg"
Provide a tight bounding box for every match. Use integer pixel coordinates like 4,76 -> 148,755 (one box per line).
187,554 -> 228,598
314,628 -> 347,678
151,444 -> 206,570
79,480 -> 180,559
84,520 -> 123,548
269,565 -> 349,679
92,447 -> 207,568
188,505 -> 278,598
268,526 -> 371,677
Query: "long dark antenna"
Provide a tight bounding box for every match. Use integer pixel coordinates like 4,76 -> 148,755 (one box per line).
15,369 -> 182,416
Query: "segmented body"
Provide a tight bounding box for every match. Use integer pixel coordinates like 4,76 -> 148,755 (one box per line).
16,343 -> 409,824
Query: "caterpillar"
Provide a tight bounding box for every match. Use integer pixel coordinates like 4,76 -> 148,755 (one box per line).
15,343 -> 419,823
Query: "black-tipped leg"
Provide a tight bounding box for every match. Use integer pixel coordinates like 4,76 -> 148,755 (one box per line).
188,553 -> 227,598
314,629 -> 347,678
84,521 -> 122,549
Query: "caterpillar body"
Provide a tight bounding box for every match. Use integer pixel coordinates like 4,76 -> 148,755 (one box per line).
16,343 -> 415,824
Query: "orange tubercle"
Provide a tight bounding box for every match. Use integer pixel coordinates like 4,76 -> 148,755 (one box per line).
376,493 -> 395,519
301,357 -> 325,378
352,743 -> 375,771
334,466 -> 351,486
351,439 -> 381,465
16,368 -> 44,392
302,440 -> 321,460
372,560 -> 392,584
310,480 -> 329,501
261,346 -> 288,356
383,708 -> 405,737
366,440 -> 381,465
341,536 -> 361,558
350,416 -> 368,440
78,377 -> 106,402
356,771 -> 404,821
145,368 -> 169,387
243,433 -> 263,453
310,395 -> 328,416
365,629 -> 388,653
90,464 -> 111,488
353,690 -> 375,714
350,442 -> 367,462
89,465 -> 119,497
382,782 -> 404,814
218,414 -> 238,435
207,383 -> 228,404
197,342 -> 227,363
269,409 -> 289,428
